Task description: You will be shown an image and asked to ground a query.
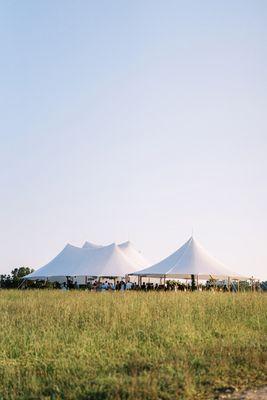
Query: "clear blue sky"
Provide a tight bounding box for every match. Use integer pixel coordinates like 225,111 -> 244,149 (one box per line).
0,1 -> 266,279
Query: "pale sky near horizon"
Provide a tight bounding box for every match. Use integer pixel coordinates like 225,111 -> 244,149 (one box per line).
0,1 -> 266,279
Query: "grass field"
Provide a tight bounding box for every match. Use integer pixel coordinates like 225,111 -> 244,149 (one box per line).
0,291 -> 266,400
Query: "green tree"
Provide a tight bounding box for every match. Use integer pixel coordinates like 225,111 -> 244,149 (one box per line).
11,267 -> 34,288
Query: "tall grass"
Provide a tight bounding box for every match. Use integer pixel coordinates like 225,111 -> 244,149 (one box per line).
0,291 -> 266,399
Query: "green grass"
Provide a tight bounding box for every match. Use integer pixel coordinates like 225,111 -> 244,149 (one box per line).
0,291 -> 266,400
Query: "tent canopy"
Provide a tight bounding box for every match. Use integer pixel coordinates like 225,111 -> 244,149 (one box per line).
68,243 -> 138,277
25,241 -> 147,280
25,244 -> 86,279
118,241 -> 149,269
130,237 -> 250,280
82,241 -> 103,249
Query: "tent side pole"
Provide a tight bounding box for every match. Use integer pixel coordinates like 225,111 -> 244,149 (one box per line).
191,274 -> 196,291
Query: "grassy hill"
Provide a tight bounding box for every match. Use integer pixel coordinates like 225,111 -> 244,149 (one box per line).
0,291 -> 266,399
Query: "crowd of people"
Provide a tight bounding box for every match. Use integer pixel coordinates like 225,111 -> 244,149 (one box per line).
59,279 -> 186,291
21,276 -> 263,292
58,279 -> 248,292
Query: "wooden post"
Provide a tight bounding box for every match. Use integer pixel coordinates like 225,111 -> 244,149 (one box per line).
227,277 -> 230,292
196,275 -> 199,290
237,280 -> 240,292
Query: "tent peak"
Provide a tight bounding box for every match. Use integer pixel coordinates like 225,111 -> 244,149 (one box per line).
82,241 -> 103,249
100,242 -> 118,251
131,236 -> 249,280
65,243 -> 80,250
119,240 -> 132,247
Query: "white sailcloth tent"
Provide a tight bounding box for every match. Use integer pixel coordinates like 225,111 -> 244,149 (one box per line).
131,237 -> 250,280
82,241 -> 103,249
118,241 -> 149,269
25,241 -> 147,280
66,243 -> 139,277
25,244 -> 93,280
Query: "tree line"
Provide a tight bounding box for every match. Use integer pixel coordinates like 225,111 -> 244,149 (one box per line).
0,267 -> 34,288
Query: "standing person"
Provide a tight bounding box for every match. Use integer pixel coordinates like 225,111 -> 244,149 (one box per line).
126,281 -> 132,290
104,281 -> 109,290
